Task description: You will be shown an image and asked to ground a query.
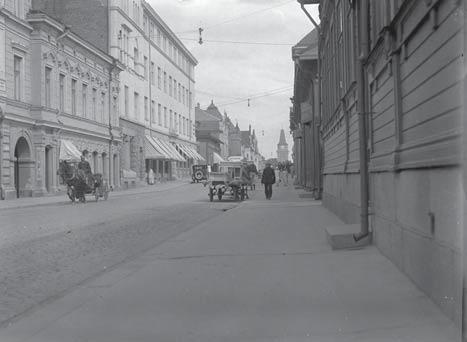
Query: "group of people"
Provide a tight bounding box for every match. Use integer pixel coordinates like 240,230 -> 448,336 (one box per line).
277,161 -> 292,186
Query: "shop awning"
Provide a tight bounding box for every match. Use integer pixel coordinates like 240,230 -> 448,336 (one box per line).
162,140 -> 186,162
172,142 -> 206,162
185,144 -> 206,162
148,136 -> 185,162
145,136 -> 166,159
212,151 -> 225,164
59,140 -> 82,162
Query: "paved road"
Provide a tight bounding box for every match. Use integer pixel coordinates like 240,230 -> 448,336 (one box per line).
0,183 -> 238,326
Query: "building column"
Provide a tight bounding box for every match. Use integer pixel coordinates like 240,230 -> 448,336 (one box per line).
33,143 -> 47,197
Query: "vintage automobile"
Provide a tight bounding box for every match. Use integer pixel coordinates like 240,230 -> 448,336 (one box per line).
192,164 -> 208,183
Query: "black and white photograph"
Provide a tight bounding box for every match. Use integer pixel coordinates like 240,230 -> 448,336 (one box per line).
0,0 -> 466,341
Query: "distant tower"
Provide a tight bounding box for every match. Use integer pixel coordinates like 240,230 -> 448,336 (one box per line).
277,129 -> 289,162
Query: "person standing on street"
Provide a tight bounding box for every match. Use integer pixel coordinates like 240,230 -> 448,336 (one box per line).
261,162 -> 276,200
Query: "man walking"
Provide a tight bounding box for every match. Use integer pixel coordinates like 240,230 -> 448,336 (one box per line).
261,162 -> 276,200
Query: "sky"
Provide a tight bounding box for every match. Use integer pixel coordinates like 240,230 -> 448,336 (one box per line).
147,0 -> 319,159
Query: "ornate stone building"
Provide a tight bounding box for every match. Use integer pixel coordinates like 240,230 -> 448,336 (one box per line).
31,0 -> 200,183
0,4 -> 122,199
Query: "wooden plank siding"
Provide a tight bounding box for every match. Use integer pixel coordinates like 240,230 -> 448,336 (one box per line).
397,0 -> 463,169
346,112 -> 360,172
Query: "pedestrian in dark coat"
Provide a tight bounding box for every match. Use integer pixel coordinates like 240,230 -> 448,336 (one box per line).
261,163 -> 276,199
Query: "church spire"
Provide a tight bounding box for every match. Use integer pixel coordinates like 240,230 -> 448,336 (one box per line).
278,129 -> 287,146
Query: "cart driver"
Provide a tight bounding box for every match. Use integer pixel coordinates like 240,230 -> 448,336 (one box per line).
78,155 -> 93,187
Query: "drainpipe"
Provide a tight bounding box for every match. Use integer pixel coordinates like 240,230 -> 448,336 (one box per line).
297,0 -> 322,199
353,0 -> 370,242
108,62 -> 117,189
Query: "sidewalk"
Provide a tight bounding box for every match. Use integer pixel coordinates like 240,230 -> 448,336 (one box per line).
0,180 -> 190,210
0,184 -> 461,342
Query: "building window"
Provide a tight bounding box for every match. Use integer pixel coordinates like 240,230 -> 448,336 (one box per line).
178,114 -> 182,134
144,96 -> 148,121
143,14 -> 148,34
163,36 -> 167,53
164,107 -> 167,127
92,88 -> 97,120
120,26 -> 130,65
134,92 -> 139,119
134,47 -> 139,72
150,62 -> 155,85
156,28 -> 161,46
151,100 -> 155,123
163,72 -> 167,93
149,21 -> 154,40
182,86 -> 185,105
189,91 -> 192,108
59,74 -> 65,112
101,92 -> 106,123
157,67 -> 161,89
45,67 -> 52,107
170,110 -> 173,129
178,83 -> 181,102
82,84 -> 87,117
71,79 -> 77,114
124,85 -> 129,116
186,89 -> 189,107
143,56 -> 148,79
169,76 -> 172,97
173,79 -> 176,98
158,104 -> 162,126
13,55 -> 22,101
112,96 -> 118,125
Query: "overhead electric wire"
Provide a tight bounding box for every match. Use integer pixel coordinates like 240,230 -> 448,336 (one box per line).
179,38 -> 294,46
175,0 -> 295,34
196,89 -> 244,101
215,86 -> 293,107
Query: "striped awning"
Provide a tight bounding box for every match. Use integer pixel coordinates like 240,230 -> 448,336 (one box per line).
146,136 -> 185,162
145,136 -> 165,159
172,142 -> 206,162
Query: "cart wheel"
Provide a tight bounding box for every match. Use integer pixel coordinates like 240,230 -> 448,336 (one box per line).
209,188 -> 214,202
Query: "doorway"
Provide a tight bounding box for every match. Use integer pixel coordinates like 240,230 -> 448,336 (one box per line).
14,137 -> 31,198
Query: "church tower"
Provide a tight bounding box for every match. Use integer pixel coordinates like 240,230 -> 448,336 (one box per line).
277,129 -> 289,162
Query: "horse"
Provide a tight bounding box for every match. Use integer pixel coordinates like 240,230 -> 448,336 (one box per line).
58,161 -> 101,202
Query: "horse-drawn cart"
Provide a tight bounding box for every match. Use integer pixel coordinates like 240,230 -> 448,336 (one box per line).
58,140 -> 109,203
206,161 -> 251,202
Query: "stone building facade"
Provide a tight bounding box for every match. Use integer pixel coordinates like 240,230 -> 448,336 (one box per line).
0,3 -> 121,199
32,0 -> 199,183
